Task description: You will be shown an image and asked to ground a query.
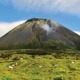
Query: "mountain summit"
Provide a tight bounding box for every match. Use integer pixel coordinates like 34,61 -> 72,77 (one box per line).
0,18 -> 80,50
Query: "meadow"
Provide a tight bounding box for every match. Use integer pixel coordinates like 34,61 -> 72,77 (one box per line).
0,49 -> 80,80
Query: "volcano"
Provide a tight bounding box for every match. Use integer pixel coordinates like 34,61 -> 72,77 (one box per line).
0,18 -> 80,50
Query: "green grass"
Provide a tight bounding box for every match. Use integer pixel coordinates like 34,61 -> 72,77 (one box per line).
0,49 -> 80,80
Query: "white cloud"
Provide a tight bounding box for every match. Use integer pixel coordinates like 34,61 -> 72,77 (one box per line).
74,31 -> 80,35
0,0 -> 80,15
8,0 -> 80,15
0,20 -> 26,37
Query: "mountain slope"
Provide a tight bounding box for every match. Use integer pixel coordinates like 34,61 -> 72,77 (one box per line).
0,18 -> 80,50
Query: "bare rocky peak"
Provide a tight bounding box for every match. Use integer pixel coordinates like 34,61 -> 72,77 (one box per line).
25,18 -> 61,32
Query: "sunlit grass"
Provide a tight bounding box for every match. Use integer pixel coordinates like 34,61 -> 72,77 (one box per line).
0,49 -> 80,80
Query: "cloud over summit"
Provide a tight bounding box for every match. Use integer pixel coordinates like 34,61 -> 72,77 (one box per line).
0,20 -> 80,37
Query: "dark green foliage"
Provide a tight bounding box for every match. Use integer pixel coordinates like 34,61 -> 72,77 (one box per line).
2,77 -> 12,80
54,77 -> 63,80
0,53 -> 12,59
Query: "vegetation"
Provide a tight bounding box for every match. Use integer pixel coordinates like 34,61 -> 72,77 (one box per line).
0,49 -> 80,80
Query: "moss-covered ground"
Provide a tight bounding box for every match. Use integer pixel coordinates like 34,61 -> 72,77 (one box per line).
0,49 -> 80,80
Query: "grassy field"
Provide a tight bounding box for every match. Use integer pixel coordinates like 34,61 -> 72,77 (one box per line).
0,49 -> 80,80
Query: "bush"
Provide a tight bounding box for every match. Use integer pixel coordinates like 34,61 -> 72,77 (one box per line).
2,77 -> 12,80
54,77 -> 63,80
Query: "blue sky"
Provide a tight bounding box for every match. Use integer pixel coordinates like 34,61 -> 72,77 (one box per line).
0,0 -> 80,37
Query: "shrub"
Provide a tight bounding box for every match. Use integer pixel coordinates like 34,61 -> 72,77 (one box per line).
54,76 -> 63,80
2,77 -> 12,80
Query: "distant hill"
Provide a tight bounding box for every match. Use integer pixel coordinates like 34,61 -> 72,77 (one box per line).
0,18 -> 80,50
